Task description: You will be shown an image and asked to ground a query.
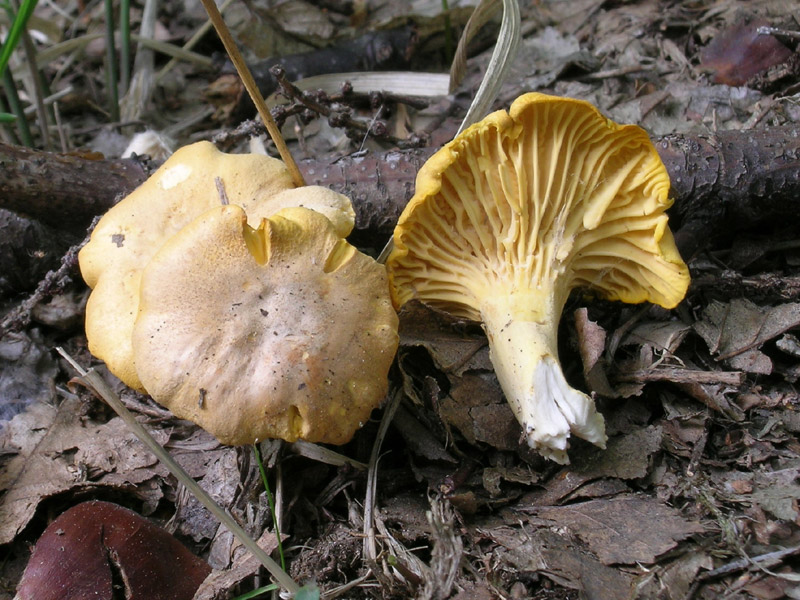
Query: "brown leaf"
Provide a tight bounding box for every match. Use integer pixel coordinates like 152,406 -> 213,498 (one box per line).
700,18 -> 793,86
574,307 -> 616,397
193,530 -> 281,600
439,373 -> 520,451
392,404 -> 457,463
694,299 -> 800,374
175,447 -> 242,543
488,525 -> 634,599
520,426 -> 662,506
398,302 -> 491,376
0,397 -> 165,545
632,551 -> 713,600
717,463 -> 800,522
16,500 -> 210,600
526,496 -> 703,565
623,320 -> 691,355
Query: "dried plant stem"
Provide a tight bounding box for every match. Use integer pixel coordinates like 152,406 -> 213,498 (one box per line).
56,349 -> 301,597
363,389 -> 403,562
199,0 -> 305,188
455,0 -> 520,135
120,0 -> 161,122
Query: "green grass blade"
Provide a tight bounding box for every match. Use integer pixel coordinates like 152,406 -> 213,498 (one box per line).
2,67 -> 32,145
103,0 -> 120,121
253,443 -> 286,571
120,0 -> 131,95
231,584 -> 279,600
0,0 -> 38,79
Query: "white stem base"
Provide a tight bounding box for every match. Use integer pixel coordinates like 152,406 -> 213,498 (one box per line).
482,294 -> 607,464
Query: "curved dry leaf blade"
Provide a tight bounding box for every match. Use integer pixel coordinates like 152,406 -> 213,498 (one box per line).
16,501 -> 211,600
448,0 -> 501,93
456,0 -> 521,135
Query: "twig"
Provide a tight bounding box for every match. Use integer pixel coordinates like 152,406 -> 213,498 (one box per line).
214,176 -> 229,205
757,26 -> 800,40
56,348 -> 301,597
691,271 -> 800,303
212,118 -> 266,146
615,368 -> 745,386
0,222 -> 91,340
270,65 -> 422,149
683,543 -> 800,600
199,0 -> 305,188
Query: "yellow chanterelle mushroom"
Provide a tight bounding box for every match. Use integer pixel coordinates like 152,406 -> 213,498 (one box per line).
79,141 -> 354,390
386,92 -> 690,463
132,205 -> 398,445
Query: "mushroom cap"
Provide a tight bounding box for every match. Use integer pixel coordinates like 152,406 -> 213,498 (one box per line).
387,92 -> 690,318
78,141 -> 355,389
131,205 -> 398,446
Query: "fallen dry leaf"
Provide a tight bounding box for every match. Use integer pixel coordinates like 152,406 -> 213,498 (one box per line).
174,446 -> 241,543
699,18 -> 794,86
439,373 -> 520,451
16,500 -> 210,600
520,426 -> 663,506
0,397 -> 166,545
487,525 -> 634,599
522,495 -> 704,565
193,530 -> 281,600
633,551 -> 713,600
694,299 -> 800,374
574,307 -> 616,397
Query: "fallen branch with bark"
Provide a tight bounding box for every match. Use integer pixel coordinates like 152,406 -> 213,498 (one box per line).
1,126 -> 798,253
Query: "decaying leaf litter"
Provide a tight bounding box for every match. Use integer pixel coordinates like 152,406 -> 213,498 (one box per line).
1,0 -> 800,598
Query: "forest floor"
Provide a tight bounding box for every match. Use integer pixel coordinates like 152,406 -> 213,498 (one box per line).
1,0 -> 800,599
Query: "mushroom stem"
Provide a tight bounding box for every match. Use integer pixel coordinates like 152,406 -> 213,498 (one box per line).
481,291 -> 607,464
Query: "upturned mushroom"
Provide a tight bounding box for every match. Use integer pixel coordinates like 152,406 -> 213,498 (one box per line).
131,205 -> 398,445
79,141 -> 354,389
386,92 -> 690,463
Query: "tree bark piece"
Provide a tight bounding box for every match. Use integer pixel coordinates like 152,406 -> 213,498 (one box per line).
658,126 -> 800,255
0,144 -> 149,229
1,126 -> 798,243
0,210 -> 74,295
